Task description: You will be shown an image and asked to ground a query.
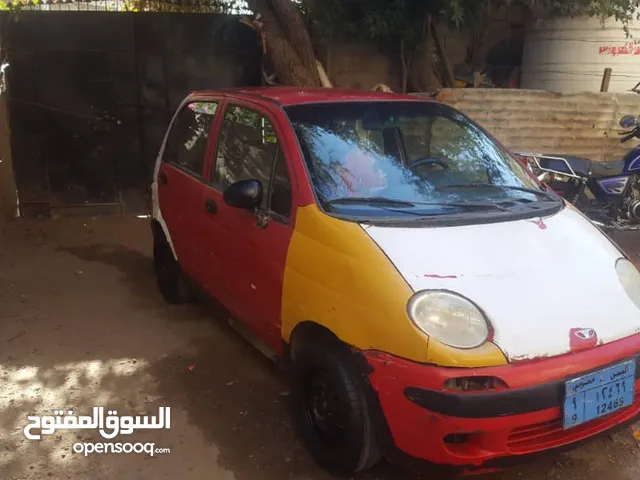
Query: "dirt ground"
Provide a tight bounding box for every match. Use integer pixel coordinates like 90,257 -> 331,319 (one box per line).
1,216 -> 640,480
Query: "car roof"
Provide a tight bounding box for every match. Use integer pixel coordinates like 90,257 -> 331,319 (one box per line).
188,86 -> 432,107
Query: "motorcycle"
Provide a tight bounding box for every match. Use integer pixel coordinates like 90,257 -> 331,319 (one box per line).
517,115 -> 640,231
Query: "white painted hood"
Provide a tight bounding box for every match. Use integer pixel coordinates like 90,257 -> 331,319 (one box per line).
362,207 -> 640,361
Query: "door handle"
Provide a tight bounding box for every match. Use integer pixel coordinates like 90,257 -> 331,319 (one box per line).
159,172 -> 168,185
205,198 -> 217,214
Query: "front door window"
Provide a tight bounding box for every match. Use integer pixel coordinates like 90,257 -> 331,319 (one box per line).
212,104 -> 293,222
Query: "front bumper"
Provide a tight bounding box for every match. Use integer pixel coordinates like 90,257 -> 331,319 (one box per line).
362,332 -> 640,473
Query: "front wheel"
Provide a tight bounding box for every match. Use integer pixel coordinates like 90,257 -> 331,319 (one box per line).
291,339 -> 382,475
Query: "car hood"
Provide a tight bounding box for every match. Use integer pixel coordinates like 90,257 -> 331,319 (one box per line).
360,207 -> 640,362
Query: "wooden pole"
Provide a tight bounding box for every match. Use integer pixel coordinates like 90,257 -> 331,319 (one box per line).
600,68 -> 612,92
473,71 -> 481,88
316,61 -> 333,88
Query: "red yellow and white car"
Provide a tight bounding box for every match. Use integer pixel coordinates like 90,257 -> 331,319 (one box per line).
150,87 -> 640,475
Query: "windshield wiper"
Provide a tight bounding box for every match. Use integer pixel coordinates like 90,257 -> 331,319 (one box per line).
327,197 -> 415,207
326,196 -> 508,212
441,183 -> 555,199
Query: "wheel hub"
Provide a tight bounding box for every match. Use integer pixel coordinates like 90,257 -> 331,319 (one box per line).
304,372 -> 344,441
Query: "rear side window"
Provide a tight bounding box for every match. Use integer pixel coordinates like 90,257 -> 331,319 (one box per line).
163,101 -> 219,176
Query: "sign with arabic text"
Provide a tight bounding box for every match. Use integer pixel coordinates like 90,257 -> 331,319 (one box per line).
23,406 -> 170,440
598,42 -> 640,56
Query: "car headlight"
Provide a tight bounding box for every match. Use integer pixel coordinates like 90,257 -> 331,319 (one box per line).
616,258 -> 640,310
407,290 -> 490,349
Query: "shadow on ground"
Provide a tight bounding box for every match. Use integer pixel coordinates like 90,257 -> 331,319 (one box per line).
56,240 -> 403,479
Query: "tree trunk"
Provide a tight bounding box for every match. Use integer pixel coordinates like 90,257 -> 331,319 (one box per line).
245,0 -> 322,87
408,13 -> 441,92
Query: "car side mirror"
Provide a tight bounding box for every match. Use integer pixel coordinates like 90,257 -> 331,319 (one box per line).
223,179 -> 263,211
620,115 -> 637,129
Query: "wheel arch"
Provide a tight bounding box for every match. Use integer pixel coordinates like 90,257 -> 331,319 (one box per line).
286,320 -> 376,375
150,217 -> 177,261
287,320 -> 341,362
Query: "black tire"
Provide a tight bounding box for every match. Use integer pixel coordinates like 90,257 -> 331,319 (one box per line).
153,239 -> 193,305
291,339 -> 382,476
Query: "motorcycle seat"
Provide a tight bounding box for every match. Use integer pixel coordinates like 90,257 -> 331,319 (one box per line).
538,154 -> 592,178
590,160 -> 626,179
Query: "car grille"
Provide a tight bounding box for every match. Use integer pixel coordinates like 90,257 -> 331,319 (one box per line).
507,385 -> 640,454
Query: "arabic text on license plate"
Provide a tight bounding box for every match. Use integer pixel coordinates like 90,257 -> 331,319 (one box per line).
563,359 -> 635,430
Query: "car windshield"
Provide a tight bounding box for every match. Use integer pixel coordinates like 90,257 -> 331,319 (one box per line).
285,101 -> 559,223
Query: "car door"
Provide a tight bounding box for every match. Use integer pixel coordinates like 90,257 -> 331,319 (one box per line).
200,100 -> 297,353
156,99 -> 221,284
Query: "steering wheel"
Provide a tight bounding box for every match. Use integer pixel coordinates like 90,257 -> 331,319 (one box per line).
409,157 -> 451,172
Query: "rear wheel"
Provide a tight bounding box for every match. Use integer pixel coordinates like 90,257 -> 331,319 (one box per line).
153,239 -> 193,304
291,338 -> 382,475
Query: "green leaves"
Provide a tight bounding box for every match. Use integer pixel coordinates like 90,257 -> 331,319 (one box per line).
303,0 -> 431,41
520,0 -> 640,36
0,0 -> 23,12
300,0 -> 640,41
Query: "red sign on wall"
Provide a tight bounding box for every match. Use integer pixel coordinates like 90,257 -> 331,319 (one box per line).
599,43 -> 640,55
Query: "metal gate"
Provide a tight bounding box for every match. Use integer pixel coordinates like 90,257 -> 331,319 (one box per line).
5,10 -> 260,217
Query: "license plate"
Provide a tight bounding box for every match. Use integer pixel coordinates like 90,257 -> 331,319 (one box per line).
563,360 -> 636,430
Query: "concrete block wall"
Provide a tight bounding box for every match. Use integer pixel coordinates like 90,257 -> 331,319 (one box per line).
434,88 -> 640,162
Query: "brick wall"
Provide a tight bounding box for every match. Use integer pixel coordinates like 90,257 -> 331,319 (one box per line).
433,88 -> 640,162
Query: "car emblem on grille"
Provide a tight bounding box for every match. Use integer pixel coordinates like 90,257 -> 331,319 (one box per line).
570,327 -> 598,353
574,328 -> 596,340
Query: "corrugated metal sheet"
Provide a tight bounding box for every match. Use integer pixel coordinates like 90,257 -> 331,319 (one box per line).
433,88 -> 640,162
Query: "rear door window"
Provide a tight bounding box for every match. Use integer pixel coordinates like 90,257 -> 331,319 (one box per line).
163,101 -> 219,177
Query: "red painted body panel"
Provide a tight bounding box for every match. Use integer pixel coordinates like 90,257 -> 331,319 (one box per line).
363,332 -> 640,469
157,163 -> 209,283
198,187 -> 293,351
